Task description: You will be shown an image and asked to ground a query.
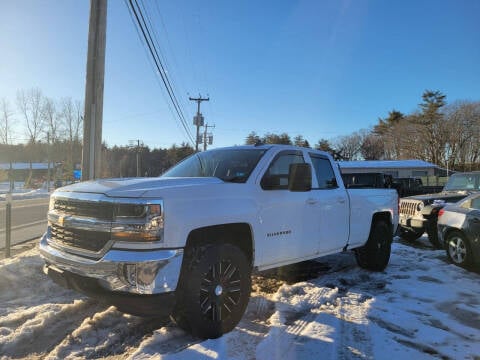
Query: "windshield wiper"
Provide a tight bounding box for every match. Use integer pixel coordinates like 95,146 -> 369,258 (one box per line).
221,175 -> 245,183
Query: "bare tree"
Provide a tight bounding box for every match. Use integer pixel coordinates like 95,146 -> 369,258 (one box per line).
16,88 -> 46,186
42,97 -> 63,143
60,97 -> 84,169
61,98 -> 83,143
16,88 -> 45,143
332,131 -> 364,161
445,101 -> 480,170
0,98 -> 14,145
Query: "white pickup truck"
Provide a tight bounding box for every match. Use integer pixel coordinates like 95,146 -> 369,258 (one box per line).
40,144 -> 398,338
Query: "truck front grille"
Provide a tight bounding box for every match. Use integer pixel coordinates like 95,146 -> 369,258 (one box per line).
50,223 -> 111,253
54,199 -> 114,221
400,200 -> 422,216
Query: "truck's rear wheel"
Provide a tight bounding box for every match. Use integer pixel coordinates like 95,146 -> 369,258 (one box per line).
355,221 -> 392,271
173,243 -> 251,339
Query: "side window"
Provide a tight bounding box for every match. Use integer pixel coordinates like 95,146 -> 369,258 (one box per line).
310,155 -> 338,189
261,152 -> 304,190
470,197 -> 480,210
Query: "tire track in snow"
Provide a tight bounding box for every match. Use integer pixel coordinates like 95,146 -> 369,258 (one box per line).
0,299 -> 105,358
255,284 -> 341,359
46,307 -> 173,360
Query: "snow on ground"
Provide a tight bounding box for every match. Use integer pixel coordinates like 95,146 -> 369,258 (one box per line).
0,237 -> 479,359
0,182 -> 50,201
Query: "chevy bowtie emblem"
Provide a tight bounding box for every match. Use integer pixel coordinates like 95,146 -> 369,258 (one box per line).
58,216 -> 65,226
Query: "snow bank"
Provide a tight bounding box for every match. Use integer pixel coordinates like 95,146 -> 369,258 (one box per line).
0,182 -> 50,200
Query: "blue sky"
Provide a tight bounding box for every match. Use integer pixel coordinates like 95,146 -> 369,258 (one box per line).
1,0 -> 479,149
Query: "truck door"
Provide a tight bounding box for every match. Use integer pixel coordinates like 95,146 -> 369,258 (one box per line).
256,150 -> 318,267
309,154 -> 350,253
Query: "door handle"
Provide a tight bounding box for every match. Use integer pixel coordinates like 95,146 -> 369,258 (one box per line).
306,198 -> 318,205
336,198 -> 346,204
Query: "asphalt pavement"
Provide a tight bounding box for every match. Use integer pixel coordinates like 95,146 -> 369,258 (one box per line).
0,198 -> 49,251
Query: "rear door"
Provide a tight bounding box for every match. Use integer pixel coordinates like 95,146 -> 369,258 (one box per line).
308,153 -> 350,253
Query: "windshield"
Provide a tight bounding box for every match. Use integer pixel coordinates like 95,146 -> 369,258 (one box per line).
444,173 -> 480,191
161,148 -> 267,183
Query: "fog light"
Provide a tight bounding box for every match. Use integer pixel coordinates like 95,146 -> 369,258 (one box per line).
121,264 -> 137,287
119,263 -> 161,293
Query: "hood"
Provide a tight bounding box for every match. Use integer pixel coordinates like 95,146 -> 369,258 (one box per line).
405,190 -> 473,203
56,177 -> 224,198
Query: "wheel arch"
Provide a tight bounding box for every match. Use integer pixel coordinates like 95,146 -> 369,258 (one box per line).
185,223 -> 254,267
443,226 -> 464,244
370,211 -> 393,235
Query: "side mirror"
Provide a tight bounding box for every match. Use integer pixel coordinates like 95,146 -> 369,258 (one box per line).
288,163 -> 312,192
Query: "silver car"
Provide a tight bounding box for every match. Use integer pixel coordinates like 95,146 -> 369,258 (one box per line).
438,193 -> 480,269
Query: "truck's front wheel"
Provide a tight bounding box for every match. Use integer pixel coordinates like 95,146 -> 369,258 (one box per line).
355,220 -> 392,271
173,243 -> 252,339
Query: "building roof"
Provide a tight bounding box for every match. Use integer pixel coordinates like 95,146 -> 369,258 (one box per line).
337,159 -> 438,169
0,163 -> 55,170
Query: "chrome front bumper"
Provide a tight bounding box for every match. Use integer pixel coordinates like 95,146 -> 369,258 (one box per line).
39,233 -> 184,295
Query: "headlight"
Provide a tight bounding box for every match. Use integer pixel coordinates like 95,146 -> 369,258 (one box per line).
111,201 -> 164,243
417,202 -> 424,211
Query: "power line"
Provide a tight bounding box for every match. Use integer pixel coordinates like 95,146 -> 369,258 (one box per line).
152,1 -> 191,116
132,0 -> 192,144
125,0 -> 194,147
123,0 -> 182,134
128,0 -> 193,144
139,1 -> 192,122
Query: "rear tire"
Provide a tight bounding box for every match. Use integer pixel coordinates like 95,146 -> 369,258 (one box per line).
355,221 -> 392,271
445,231 -> 473,269
173,243 -> 252,339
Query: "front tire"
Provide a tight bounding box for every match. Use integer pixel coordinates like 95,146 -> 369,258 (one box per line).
355,220 -> 392,271
446,231 -> 473,269
173,243 -> 252,339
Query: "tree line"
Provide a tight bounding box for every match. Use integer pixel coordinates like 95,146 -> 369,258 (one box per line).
245,90 -> 480,171
2,88 -> 479,184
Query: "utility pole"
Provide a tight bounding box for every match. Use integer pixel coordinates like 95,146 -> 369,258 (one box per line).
82,0 -> 107,180
203,123 -> 215,151
189,95 -> 209,152
129,139 -> 143,177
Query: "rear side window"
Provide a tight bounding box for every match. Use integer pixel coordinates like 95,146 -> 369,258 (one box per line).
310,155 -> 338,189
465,196 -> 480,210
261,151 -> 304,190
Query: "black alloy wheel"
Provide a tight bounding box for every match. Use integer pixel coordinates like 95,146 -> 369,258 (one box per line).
173,243 -> 252,339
